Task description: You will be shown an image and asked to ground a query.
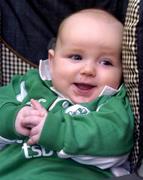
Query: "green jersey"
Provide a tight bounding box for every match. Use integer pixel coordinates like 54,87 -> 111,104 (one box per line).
0,69 -> 134,179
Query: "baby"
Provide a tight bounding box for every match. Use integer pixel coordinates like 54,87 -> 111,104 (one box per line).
0,9 -> 134,180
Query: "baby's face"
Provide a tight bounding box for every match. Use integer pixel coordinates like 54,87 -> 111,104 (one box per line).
48,13 -> 123,103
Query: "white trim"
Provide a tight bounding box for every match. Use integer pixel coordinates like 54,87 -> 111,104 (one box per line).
39,59 -> 51,80
99,85 -> 119,97
0,136 -> 23,149
57,149 -> 129,169
16,81 -> 28,102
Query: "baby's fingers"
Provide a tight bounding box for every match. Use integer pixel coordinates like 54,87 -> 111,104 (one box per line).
27,119 -> 45,145
22,115 -> 44,128
27,137 -> 36,145
23,109 -> 42,117
27,133 -> 39,145
31,99 -> 44,110
15,121 -> 31,136
20,127 -> 31,136
31,99 -> 47,115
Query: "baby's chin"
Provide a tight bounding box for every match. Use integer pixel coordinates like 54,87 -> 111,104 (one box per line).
71,96 -> 98,104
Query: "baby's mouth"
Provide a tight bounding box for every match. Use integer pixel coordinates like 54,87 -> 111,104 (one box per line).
74,83 -> 96,90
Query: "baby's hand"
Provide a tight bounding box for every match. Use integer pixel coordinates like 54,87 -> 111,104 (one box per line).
27,99 -> 48,145
15,104 -> 43,136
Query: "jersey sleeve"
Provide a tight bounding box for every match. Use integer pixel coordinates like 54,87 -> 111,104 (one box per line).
39,95 -> 134,157
0,69 -> 38,140
0,78 -> 25,140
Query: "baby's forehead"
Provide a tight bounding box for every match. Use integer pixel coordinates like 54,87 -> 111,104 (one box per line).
55,9 -> 123,52
59,9 -> 122,34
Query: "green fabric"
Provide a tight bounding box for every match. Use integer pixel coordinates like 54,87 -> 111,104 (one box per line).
0,69 -> 134,179
0,144 -> 112,180
40,87 -> 134,156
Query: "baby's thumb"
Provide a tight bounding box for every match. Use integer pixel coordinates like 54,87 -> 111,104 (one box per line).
31,99 -> 45,116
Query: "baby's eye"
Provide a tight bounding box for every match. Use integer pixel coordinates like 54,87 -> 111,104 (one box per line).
99,59 -> 112,66
69,54 -> 82,61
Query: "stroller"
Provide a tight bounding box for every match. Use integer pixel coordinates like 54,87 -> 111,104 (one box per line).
0,0 -> 143,179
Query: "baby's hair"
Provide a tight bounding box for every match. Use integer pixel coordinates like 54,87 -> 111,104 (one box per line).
47,37 -> 56,50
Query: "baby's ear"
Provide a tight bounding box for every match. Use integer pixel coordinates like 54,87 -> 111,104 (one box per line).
48,49 -> 55,76
48,49 -> 55,62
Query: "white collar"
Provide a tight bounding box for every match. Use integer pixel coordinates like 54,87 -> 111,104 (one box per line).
39,59 -> 51,80
99,85 -> 121,97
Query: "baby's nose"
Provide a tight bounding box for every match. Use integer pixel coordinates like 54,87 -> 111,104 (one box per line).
80,62 -> 96,77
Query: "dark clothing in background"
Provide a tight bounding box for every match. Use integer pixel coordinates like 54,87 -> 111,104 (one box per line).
0,0 -> 128,64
